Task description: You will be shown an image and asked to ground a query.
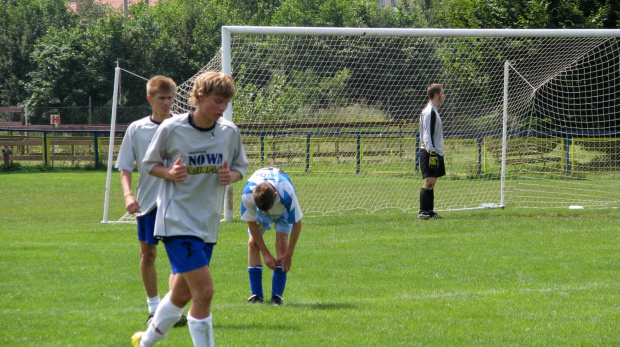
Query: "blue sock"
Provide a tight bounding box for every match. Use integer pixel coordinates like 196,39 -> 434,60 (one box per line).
248,265 -> 263,299
271,265 -> 287,297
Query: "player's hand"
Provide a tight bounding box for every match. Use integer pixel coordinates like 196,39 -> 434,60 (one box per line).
124,195 -> 141,214
263,253 -> 277,270
217,161 -> 232,185
168,157 -> 187,182
276,254 -> 293,273
429,150 -> 438,169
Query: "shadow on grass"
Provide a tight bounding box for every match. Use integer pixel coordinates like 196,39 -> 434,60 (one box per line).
216,322 -> 301,331
285,302 -> 357,310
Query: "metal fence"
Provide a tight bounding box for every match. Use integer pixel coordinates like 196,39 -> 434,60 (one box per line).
0,129 -> 122,168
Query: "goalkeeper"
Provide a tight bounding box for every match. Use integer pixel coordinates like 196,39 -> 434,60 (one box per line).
418,83 -> 446,219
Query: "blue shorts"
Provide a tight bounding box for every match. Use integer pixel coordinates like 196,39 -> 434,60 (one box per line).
137,208 -> 158,245
163,237 -> 214,274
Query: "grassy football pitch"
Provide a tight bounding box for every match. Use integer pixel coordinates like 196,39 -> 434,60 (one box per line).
0,171 -> 618,346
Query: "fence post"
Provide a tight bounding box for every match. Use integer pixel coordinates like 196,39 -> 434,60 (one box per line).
43,131 -> 48,166
93,132 -> 100,167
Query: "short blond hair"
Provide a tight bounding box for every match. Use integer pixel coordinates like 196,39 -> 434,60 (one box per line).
146,75 -> 177,97
189,71 -> 235,106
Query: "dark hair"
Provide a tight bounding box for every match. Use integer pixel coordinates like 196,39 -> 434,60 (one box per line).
427,83 -> 443,100
253,182 -> 276,212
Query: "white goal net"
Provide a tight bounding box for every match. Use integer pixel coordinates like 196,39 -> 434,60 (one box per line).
105,27 -> 620,222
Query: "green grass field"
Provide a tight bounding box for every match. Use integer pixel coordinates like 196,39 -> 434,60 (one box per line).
0,171 -> 618,346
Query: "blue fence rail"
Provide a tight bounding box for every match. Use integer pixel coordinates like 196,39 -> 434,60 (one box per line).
1,128 -> 618,174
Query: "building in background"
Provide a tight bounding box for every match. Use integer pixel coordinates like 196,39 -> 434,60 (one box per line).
67,0 -> 152,16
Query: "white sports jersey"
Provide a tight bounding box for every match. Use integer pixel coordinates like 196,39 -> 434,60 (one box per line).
142,113 -> 249,243
240,168 -> 303,226
115,116 -> 163,216
420,102 -> 444,156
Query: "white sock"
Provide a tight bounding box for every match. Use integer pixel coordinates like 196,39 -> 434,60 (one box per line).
146,294 -> 161,315
141,292 -> 184,346
188,313 -> 214,347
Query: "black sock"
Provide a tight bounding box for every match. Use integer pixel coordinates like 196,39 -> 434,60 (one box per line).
420,188 -> 434,213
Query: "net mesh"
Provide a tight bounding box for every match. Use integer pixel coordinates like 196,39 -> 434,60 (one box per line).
170,30 -> 620,216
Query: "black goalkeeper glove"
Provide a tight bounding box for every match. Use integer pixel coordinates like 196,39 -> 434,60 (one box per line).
429,150 -> 438,169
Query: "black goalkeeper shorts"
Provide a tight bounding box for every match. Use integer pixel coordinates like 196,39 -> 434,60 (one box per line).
419,149 -> 446,179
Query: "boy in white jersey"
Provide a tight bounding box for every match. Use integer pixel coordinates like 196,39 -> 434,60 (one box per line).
240,167 -> 303,306
132,71 -> 249,347
115,75 -> 186,327
418,83 -> 447,219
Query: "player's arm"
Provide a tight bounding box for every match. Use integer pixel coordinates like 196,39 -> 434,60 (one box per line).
421,112 -> 434,152
277,220 -> 301,273
247,221 -> 277,270
149,158 -> 187,181
120,169 -> 140,214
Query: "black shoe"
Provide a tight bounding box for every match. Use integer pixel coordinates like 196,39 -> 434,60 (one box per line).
248,294 -> 264,304
173,314 -> 187,328
418,211 -> 431,219
429,212 -> 443,219
146,314 -> 154,327
270,295 -> 284,306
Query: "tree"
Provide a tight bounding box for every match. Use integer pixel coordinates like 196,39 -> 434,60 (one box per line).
0,0 -> 76,107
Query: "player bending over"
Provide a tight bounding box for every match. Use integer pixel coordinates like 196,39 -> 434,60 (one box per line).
241,167 -> 303,306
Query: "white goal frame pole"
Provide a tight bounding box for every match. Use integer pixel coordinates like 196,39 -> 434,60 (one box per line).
222,26 -> 620,38
102,63 -> 121,223
222,28 -> 234,222
501,61 -> 509,207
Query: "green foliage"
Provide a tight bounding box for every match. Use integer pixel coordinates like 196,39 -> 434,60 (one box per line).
0,0 -> 76,106
0,161 -> 21,172
0,0 -> 618,117
26,27 -> 90,108
234,68 -> 351,123
428,0 -> 619,29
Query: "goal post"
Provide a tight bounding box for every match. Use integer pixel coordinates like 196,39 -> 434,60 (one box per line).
101,63 -> 121,224
212,26 -> 620,216
105,27 -> 620,223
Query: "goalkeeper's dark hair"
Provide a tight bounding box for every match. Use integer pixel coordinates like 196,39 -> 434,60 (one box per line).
427,83 -> 443,100
253,182 -> 277,212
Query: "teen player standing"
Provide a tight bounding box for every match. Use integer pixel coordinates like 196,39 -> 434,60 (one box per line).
418,83 -> 446,219
241,167 -> 303,306
132,71 -> 249,347
116,75 -> 186,327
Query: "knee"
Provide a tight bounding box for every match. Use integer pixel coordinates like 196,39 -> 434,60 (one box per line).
193,286 -> 214,305
140,248 -> 157,263
171,288 -> 192,307
248,238 -> 259,252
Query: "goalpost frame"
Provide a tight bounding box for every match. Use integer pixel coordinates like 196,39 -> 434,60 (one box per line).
219,26 -> 620,217
103,27 -> 620,223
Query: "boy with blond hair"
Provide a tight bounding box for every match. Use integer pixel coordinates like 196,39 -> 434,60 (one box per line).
116,75 -> 186,327
132,72 -> 249,347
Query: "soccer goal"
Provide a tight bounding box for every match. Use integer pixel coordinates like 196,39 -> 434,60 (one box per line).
104,27 -> 620,222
